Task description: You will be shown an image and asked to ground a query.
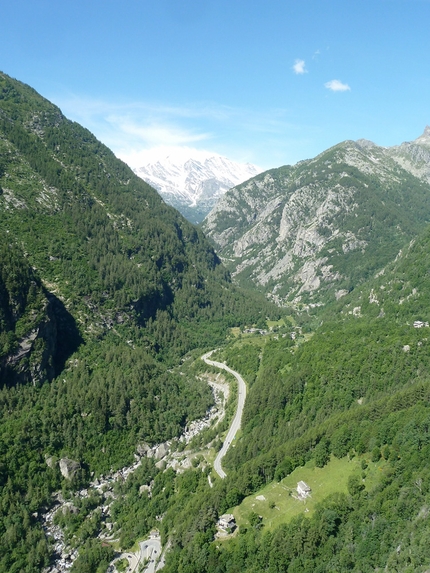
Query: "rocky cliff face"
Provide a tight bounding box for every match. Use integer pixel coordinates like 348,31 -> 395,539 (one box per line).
0,281 -> 54,386
387,125 -> 430,183
0,241 -> 73,386
203,130 -> 430,307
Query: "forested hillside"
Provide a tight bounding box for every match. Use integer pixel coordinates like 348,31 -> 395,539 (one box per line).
2,70 -> 430,573
0,72 -> 275,572
159,223 -> 430,572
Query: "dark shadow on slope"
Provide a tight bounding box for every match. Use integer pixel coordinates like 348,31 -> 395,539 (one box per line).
47,292 -> 84,375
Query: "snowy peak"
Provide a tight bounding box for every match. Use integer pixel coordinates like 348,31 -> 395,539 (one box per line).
133,151 -> 261,223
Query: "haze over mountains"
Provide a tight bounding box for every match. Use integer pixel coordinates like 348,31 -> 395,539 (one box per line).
203,127 -> 430,307
133,150 -> 261,223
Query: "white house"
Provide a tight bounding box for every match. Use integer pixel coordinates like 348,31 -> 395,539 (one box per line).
414,320 -> 429,328
217,514 -> 236,531
297,481 -> 311,499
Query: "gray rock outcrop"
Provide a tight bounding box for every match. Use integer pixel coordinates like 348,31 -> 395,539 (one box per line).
59,458 -> 80,480
203,130 -> 430,307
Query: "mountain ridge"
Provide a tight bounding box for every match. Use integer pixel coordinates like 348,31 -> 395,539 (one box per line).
203,129 -> 430,307
2,71 -> 430,573
0,70 -> 279,571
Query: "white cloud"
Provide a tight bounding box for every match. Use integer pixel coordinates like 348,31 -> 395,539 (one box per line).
105,118 -> 213,168
324,79 -> 351,92
293,59 -> 307,74
107,115 -> 210,146
54,95 -> 213,159
49,92 -> 303,169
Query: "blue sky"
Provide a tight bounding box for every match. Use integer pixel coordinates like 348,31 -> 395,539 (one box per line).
3,0 -> 430,169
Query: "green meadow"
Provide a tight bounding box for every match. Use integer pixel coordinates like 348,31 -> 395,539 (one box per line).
233,454 -> 387,531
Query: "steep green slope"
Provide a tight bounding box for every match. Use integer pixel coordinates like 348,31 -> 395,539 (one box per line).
221,223 -> 430,474
156,223 -> 430,573
0,72 -> 270,363
4,70 -> 430,573
0,72 -> 276,572
203,135 -> 430,308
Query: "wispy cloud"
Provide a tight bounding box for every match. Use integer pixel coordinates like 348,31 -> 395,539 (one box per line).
293,59 -> 307,74
50,93 -> 304,169
324,79 -> 351,92
54,96 -> 215,160
107,116 -> 210,146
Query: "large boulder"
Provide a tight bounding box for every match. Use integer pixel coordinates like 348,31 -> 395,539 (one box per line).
154,443 -> 169,460
59,458 -> 80,480
45,454 -> 57,469
136,442 -> 151,457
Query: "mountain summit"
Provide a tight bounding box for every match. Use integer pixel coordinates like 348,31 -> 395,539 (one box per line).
133,151 -> 261,223
413,125 -> 430,146
203,130 -> 430,307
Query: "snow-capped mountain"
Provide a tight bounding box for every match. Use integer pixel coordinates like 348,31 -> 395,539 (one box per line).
133,151 -> 261,223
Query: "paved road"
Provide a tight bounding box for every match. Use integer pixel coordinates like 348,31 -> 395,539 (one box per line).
139,537 -> 162,573
202,351 -> 247,479
120,551 -> 139,573
116,534 -> 162,573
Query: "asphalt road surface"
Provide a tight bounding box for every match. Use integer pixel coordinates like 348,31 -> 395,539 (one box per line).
138,536 -> 163,573
202,351 -> 247,479
117,534 -> 162,573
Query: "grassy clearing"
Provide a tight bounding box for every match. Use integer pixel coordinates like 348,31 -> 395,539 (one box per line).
267,316 -> 297,329
267,318 -> 287,329
230,331 -> 268,343
224,335 -> 266,352
229,327 -> 242,338
233,454 -> 387,531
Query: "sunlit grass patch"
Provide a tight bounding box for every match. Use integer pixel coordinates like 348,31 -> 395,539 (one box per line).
233,454 -> 387,531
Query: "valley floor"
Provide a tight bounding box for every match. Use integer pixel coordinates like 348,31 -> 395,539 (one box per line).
42,350 -> 247,573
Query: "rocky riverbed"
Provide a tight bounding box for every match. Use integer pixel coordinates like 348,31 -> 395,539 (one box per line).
41,372 -> 228,572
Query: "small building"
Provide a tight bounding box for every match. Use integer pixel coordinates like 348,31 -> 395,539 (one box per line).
297,481 -> 311,499
217,514 -> 236,532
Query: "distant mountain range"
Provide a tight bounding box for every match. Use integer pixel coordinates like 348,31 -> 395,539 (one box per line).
133,152 -> 261,223
202,127 -> 430,307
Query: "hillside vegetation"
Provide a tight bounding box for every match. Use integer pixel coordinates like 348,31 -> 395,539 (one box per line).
2,70 -> 430,573
0,72 -> 274,572
156,222 -> 430,573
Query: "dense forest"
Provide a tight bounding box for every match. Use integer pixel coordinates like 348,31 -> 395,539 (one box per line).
0,72 -> 275,572
1,70 -> 430,573
153,220 -> 430,573
62,227 -> 430,572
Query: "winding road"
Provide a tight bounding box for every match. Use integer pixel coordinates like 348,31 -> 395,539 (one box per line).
138,536 -> 164,573
202,351 -> 247,479
116,534 -> 163,573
